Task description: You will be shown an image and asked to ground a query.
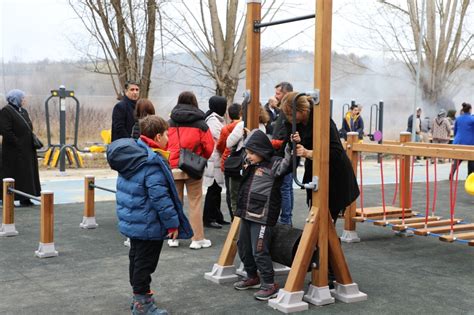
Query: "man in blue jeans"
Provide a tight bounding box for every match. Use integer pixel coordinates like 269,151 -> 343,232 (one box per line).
271,82 -> 294,225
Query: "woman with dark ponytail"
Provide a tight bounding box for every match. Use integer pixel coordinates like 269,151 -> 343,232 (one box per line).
449,103 -> 474,179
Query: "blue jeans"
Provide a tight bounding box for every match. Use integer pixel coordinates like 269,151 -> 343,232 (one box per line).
279,173 -> 294,225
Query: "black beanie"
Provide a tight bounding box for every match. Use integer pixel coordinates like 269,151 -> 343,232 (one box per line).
209,96 -> 227,117
244,129 -> 274,161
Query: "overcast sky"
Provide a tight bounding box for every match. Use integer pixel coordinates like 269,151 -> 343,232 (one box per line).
0,0 -> 383,62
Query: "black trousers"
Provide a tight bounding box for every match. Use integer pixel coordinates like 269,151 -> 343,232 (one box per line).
237,219 -> 274,284
203,180 -> 224,224
129,239 -> 164,295
224,175 -> 234,220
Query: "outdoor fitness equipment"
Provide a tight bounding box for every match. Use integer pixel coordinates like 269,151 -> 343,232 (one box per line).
43,85 -> 85,172
205,1 -> 367,313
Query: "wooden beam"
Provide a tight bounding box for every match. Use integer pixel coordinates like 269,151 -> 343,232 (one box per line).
414,223 -> 474,236
344,132 -> 359,231
40,191 -> 54,244
311,0 -> 332,289
214,0 -> 262,268
245,0 -> 261,131
383,140 -> 471,151
399,133 -> 411,210
2,179 -> 15,225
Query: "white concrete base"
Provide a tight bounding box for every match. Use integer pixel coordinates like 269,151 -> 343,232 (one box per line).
394,229 -> 414,237
341,230 -> 361,243
35,242 -> 59,258
0,223 -> 19,237
236,262 -> 247,277
124,238 -> 131,247
273,262 -> 291,276
236,261 -> 291,277
330,282 -> 367,303
79,216 -> 98,229
304,285 -> 335,306
204,263 -> 239,284
268,289 -> 308,313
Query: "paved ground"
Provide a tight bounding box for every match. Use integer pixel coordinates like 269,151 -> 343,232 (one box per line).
1,167 -> 473,315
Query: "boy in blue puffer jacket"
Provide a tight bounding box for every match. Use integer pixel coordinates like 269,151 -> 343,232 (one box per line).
107,115 -> 193,315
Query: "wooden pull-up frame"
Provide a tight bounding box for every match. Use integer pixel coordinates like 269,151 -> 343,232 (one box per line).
205,1 -> 366,312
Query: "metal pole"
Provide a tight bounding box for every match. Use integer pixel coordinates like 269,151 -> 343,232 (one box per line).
59,86 -> 67,172
412,0 -> 426,142
254,14 -> 315,30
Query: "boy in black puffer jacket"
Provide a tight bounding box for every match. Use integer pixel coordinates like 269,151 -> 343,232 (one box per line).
233,129 -> 291,301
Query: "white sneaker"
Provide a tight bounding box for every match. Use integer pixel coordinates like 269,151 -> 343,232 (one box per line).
167,239 -> 179,247
189,240 -> 202,249
199,239 -> 212,248
124,238 -> 131,247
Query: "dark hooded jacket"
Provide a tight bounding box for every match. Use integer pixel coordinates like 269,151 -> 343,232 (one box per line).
111,95 -> 137,142
302,109 -> 360,219
168,103 -> 214,168
107,138 -> 193,240
235,129 -> 291,226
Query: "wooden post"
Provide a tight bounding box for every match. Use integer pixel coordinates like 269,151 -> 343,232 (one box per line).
271,2 -> 366,311
340,132 -> 361,243
204,0 -> 261,284
0,178 -> 18,237
35,191 -> 58,258
80,175 -> 98,229
344,132 -> 360,232
399,132 -> 411,209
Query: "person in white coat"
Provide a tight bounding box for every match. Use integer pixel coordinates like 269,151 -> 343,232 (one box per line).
203,96 -> 228,228
226,105 -> 269,215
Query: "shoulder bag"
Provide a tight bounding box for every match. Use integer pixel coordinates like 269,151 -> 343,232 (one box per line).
177,127 -> 207,180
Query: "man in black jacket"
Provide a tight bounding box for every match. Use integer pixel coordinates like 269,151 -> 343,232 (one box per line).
111,81 -> 140,141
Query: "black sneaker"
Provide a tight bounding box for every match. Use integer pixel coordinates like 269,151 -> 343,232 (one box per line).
254,283 -> 279,300
233,276 -> 261,290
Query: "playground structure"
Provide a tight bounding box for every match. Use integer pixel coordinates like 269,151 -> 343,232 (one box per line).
205,1 -> 367,313
0,179 -> 58,258
342,131 -> 474,246
43,86 -> 85,172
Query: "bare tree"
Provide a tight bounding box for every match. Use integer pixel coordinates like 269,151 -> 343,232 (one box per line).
372,0 -> 473,107
69,0 -> 157,98
161,0 -> 285,104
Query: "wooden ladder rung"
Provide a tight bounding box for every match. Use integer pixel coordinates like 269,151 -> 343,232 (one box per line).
392,219 -> 463,231
356,206 -> 412,217
373,216 -> 441,226
439,231 -> 474,243
353,212 -> 415,222
414,223 -> 474,236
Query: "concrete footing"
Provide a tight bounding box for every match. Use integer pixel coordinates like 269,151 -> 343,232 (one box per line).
79,216 -> 98,229
204,263 -> 239,284
341,229 -> 361,243
268,289 -> 308,313
35,242 -> 59,258
0,223 -> 19,237
331,282 -> 367,303
304,285 -> 335,306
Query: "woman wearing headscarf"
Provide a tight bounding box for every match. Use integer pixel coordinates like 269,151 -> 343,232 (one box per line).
0,89 -> 41,206
202,96 -> 228,229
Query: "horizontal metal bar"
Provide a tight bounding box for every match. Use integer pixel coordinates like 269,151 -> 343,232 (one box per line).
255,14 -> 315,30
89,183 -> 116,194
7,188 -> 41,202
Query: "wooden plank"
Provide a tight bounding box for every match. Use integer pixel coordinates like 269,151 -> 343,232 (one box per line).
439,232 -> 474,242
414,223 -> 474,236
373,216 -> 441,226
392,219 -> 463,231
353,212 -> 415,222
356,206 -> 413,217
344,133 -> 359,231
